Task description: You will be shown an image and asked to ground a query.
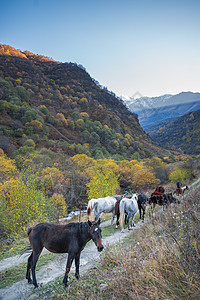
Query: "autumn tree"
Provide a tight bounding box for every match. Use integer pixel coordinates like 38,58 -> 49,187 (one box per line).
50,193 -> 67,222
87,167 -> 120,199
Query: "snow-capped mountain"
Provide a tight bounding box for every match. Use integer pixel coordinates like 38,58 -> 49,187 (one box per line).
121,92 -> 200,131
121,92 -> 200,112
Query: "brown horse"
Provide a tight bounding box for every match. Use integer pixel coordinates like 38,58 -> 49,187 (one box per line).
175,185 -> 189,198
26,219 -> 103,288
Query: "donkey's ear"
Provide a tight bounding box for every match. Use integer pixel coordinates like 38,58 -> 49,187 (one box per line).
97,218 -> 101,225
88,220 -> 92,227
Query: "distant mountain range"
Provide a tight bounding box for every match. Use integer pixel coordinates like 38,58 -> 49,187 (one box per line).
122,92 -> 200,131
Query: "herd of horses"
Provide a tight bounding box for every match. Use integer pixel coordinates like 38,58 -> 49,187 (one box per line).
25,184 -> 189,288
86,184 -> 189,232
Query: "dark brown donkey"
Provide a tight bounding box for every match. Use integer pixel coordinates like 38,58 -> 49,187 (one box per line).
26,219 -> 103,288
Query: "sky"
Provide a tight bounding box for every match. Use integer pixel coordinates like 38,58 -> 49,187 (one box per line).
1,0 -> 200,98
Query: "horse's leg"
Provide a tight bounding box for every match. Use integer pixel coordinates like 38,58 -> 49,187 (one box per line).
31,247 -> 43,288
139,207 -> 142,219
125,213 -> 127,224
142,207 -> 145,222
127,213 -> 131,230
116,213 -> 120,228
63,253 -> 74,287
26,252 -> 33,284
75,252 -> 80,280
111,210 -> 115,225
131,212 -> 137,228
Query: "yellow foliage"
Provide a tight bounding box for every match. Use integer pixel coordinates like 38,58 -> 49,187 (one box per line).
80,112 -> 89,118
41,167 -> 65,193
69,154 -> 94,170
28,120 -> 43,132
50,193 -> 67,221
87,167 -> 120,199
104,125 -> 109,130
0,155 -> 18,183
56,113 -> 68,127
0,178 -> 46,234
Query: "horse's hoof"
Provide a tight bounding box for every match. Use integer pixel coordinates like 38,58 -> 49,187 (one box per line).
28,280 -> 33,284
116,225 -> 118,229
34,286 -> 39,290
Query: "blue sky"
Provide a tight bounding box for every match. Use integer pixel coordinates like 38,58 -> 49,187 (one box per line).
1,0 -> 200,97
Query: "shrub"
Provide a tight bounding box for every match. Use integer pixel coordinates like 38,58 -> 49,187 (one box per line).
23,139 -> 36,148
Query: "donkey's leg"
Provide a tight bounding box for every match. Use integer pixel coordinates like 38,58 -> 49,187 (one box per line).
63,253 -> 74,287
26,252 -> 33,284
75,252 -> 81,279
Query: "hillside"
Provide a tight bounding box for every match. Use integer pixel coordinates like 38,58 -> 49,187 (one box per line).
149,109 -> 200,155
0,44 -> 168,159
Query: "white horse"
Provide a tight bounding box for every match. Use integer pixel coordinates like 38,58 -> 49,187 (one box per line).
87,196 -> 117,224
119,194 -> 139,232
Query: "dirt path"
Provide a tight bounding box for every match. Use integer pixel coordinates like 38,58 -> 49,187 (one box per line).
0,219 -> 145,300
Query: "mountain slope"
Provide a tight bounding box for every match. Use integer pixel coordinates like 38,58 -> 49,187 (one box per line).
0,44 -> 168,159
149,109 -> 200,155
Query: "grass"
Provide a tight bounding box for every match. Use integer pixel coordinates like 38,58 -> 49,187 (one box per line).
0,237 -> 30,260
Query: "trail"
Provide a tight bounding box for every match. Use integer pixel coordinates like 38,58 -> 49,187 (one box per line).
0,219 -> 145,300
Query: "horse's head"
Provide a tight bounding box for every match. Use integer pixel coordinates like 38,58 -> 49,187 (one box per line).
131,193 -> 138,201
88,219 -> 104,252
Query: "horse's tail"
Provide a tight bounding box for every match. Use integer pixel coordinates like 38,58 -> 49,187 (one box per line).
87,200 -> 96,221
119,199 -> 125,230
87,200 -> 93,216
87,207 -> 91,216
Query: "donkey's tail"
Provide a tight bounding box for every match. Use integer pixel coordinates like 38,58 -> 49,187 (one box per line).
119,200 -> 125,230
